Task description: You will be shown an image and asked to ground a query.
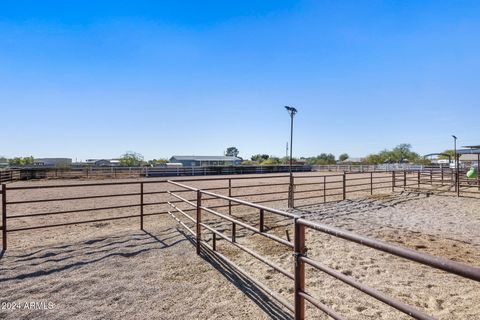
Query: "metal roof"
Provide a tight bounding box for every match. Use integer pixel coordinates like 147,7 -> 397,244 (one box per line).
170,155 -> 241,161
457,148 -> 480,155
462,145 -> 480,149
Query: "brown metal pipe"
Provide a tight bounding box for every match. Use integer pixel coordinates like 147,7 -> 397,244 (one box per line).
297,218 -> 480,282
301,256 -> 434,320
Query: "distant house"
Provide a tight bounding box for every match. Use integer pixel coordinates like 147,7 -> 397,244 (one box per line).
84,159 -> 121,166
339,157 -> 364,164
169,156 -> 241,167
34,158 -> 72,167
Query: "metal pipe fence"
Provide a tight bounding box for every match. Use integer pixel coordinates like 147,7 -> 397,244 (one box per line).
165,180 -> 480,320
0,169 -> 21,184
2,168 -> 479,251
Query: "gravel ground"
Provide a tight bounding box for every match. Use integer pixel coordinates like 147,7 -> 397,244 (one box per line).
1,173 -> 479,319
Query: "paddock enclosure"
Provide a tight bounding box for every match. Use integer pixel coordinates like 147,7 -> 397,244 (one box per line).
1,170 -> 479,319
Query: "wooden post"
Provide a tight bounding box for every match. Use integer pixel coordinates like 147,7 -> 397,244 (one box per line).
294,220 -> 306,320
417,171 -> 420,188
259,209 -> 264,232
392,171 -> 395,192
342,172 -> 346,200
228,178 -> 232,215
140,182 -> 144,230
430,170 -> 433,185
2,184 -> 6,251
441,168 -> 444,186
196,190 -> 202,254
403,170 -> 407,190
370,172 -> 373,195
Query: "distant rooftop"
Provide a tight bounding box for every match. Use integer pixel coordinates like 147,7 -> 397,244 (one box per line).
170,155 -> 241,161
457,148 -> 480,155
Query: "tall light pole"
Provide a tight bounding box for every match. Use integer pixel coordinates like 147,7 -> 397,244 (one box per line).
285,106 -> 297,208
452,135 -> 458,193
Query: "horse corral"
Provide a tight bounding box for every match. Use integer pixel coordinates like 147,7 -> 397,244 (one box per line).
1,170 -> 479,319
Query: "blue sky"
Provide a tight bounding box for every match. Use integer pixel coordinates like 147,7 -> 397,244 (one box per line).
1,1 -> 479,160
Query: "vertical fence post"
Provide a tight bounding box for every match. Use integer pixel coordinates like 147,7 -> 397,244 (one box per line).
140,182 -> 144,230
403,170 -> 407,190
441,168 -> 444,186
228,178 -> 232,215
430,170 -> 433,185
196,190 -> 202,254
259,209 -> 264,232
417,171 -> 420,188
2,184 -> 6,251
288,175 -> 295,208
232,223 -> 236,243
212,232 -> 216,251
342,172 -> 346,200
323,176 -> 326,203
294,220 -> 306,320
370,172 -> 373,195
457,172 -> 460,197
392,171 -> 396,192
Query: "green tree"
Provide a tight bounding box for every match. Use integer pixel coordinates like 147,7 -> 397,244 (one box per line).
306,153 -> 336,165
8,156 -> 33,166
280,156 -> 298,164
260,157 -> 281,165
251,154 -> 269,162
225,147 -> 239,157
148,158 -> 169,166
438,150 -> 455,160
363,144 -> 423,164
338,153 -> 349,162
119,151 -> 144,167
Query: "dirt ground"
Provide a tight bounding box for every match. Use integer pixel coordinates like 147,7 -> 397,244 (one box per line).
1,173 -> 479,319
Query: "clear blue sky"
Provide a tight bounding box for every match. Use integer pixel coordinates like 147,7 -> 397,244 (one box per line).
1,1 -> 479,161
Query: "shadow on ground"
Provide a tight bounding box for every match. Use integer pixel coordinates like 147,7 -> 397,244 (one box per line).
180,229 -> 293,320
0,227 -> 185,282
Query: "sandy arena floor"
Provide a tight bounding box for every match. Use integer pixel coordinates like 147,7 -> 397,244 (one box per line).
1,173 -> 479,319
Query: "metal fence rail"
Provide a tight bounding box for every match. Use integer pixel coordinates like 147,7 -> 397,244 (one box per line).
2,169 -> 479,251
166,180 -> 480,320
0,170 -> 20,184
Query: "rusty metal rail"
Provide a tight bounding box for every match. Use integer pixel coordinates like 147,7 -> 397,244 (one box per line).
1,168 -> 477,252
166,180 -> 480,320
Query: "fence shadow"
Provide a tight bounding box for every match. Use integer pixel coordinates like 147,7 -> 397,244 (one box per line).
179,229 -> 293,320
0,227 -> 186,283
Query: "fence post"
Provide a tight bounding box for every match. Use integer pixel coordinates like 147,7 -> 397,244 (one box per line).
228,178 -> 232,215
430,170 -> 433,185
417,171 -> 420,188
140,182 -> 144,230
342,172 -> 346,200
323,176 -> 326,203
457,172 -> 460,197
441,168 -> 444,186
196,190 -> 202,254
2,184 -> 6,251
294,220 -> 306,320
288,174 -> 295,208
232,223 -> 236,243
403,170 -> 407,190
370,172 -> 373,195
392,171 -> 395,192
259,209 -> 264,232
